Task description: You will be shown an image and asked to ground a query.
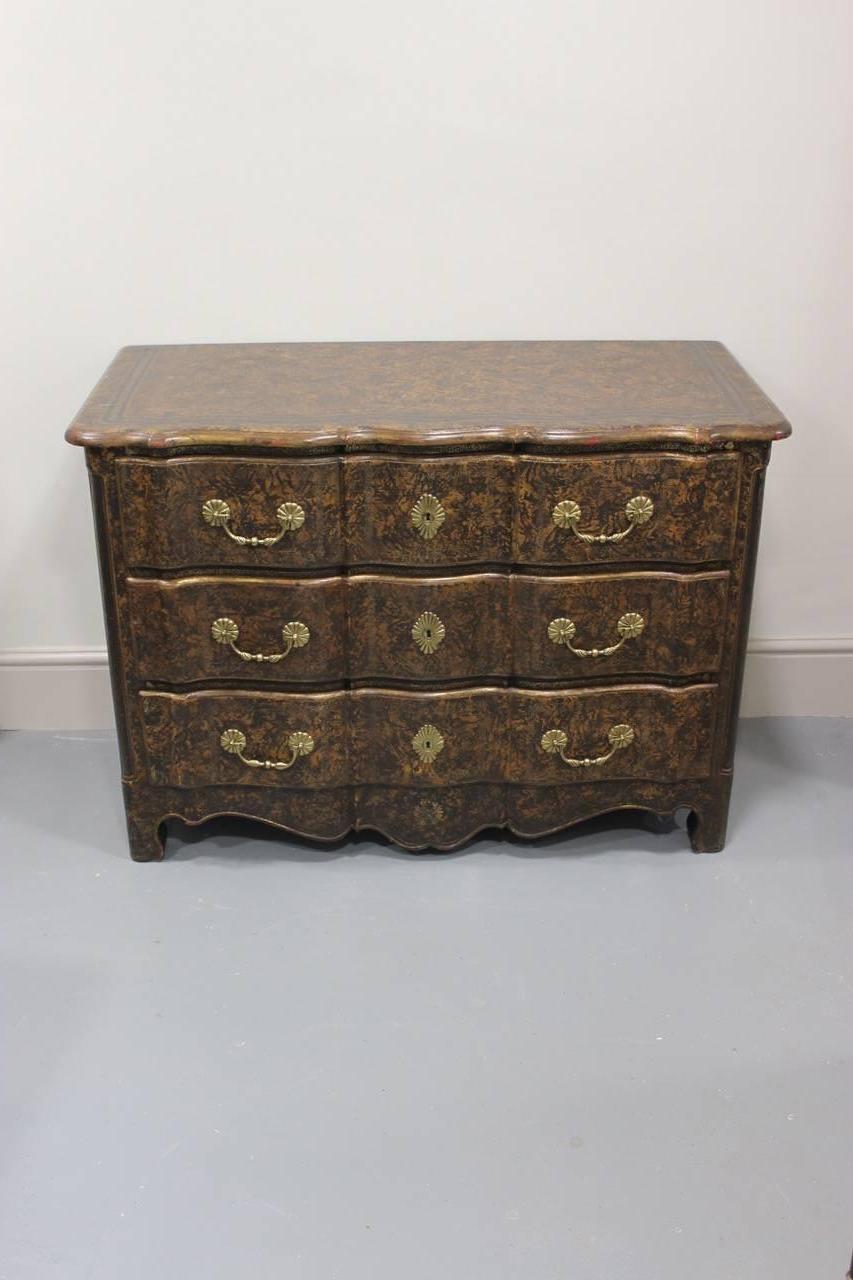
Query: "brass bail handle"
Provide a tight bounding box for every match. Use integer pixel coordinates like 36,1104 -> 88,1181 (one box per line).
552,495 -> 654,544
547,612 -> 645,658
202,498 -> 305,547
219,728 -> 315,771
211,617 -> 310,664
540,723 -> 635,768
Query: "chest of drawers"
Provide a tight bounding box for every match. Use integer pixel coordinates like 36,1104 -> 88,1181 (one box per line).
66,341 -> 790,859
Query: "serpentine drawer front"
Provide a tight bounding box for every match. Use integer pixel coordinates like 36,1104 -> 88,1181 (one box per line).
117,457 -> 343,570
138,685 -> 716,791
66,340 -> 790,858
344,456 -> 513,566
126,569 -> 729,685
514,452 -> 741,565
127,575 -> 347,684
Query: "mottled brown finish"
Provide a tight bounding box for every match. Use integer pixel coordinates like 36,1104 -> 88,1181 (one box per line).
127,569 -> 727,685
505,777 -> 732,856
140,689 -> 348,788
67,341 -> 789,859
344,456 -> 512,566
122,778 -> 731,858
347,574 -> 511,681
355,784 -> 506,850
513,571 -> 729,679
117,457 -> 343,570
114,450 -> 741,571
507,685 -> 716,785
514,452 -> 740,564
132,680 -> 717,849
139,680 -> 715,796
124,784 -> 355,855
67,341 -> 790,450
350,689 -> 506,786
127,575 -> 347,684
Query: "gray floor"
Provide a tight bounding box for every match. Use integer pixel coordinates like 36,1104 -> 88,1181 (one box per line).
0,721 -> 851,1280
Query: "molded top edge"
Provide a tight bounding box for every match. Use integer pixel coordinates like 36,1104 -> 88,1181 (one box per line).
66,340 -> 791,450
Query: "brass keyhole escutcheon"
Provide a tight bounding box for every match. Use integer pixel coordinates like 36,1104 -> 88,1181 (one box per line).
411,610 -> 446,655
412,724 -> 445,764
411,493 -> 446,540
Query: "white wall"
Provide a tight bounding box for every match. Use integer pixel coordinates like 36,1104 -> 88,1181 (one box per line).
2,0 -> 851,726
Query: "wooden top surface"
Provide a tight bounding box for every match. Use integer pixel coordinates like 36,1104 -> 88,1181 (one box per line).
66,341 -> 790,450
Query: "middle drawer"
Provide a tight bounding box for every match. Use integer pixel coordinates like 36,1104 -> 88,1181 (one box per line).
127,569 -> 729,684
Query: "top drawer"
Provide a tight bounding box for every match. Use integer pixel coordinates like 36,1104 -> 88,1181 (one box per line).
344,456 -> 513,566
117,457 -> 343,570
116,449 -> 741,570
515,452 -> 741,564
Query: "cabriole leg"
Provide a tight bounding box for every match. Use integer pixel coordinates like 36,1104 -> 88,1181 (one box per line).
124,787 -> 167,862
687,780 -> 732,854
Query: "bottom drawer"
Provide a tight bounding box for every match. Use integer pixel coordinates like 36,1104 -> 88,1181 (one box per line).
139,690 -> 349,789
139,684 -> 717,790
506,685 -> 716,785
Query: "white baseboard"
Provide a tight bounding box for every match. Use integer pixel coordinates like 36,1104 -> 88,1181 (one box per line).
739,638 -> 853,717
1,641 -> 852,729
0,649 -> 114,731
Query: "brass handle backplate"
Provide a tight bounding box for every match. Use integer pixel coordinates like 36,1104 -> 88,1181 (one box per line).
411,493 -> 446,540
202,498 -> 305,547
219,727 -> 315,771
211,617 -> 310,664
540,723 -> 635,768
547,611 -> 645,658
552,495 -> 654,544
